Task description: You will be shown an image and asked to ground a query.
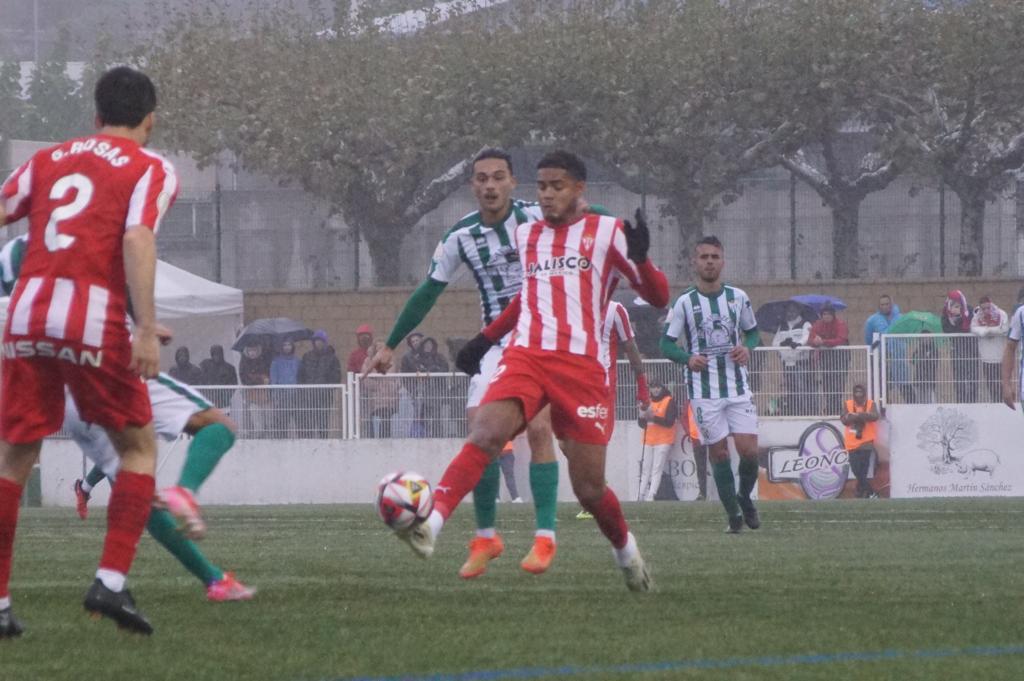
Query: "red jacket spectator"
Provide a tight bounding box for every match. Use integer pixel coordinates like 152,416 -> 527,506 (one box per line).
808,305 -> 849,347
346,324 -> 374,374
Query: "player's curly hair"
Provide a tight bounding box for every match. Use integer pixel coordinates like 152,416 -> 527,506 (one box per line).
95,66 -> 157,128
537,150 -> 587,181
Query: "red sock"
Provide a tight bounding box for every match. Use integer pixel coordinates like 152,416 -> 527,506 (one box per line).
0,478 -> 22,599
433,443 -> 492,519
99,471 -> 154,574
580,487 -> 629,549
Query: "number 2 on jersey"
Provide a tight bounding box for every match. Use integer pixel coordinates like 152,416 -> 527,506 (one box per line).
45,173 -> 94,252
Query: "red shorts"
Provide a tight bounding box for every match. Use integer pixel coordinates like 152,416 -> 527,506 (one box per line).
481,346 -> 613,445
1,338 -> 151,443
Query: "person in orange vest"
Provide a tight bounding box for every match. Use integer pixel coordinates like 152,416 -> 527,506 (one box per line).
683,400 -> 708,501
637,381 -> 678,501
841,384 -> 880,498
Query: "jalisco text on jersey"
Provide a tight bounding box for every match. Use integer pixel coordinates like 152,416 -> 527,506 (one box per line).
2,340 -> 103,367
51,138 -> 131,168
526,255 -> 592,277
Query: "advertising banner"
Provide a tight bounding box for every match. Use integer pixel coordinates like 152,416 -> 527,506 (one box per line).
758,420 -> 891,500
889,404 -> 1024,498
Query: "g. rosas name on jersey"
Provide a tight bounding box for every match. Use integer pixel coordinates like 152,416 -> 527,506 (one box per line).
51,138 -> 132,168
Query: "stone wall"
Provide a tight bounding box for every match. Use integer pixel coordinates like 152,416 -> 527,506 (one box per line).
245,277 -> 1024,360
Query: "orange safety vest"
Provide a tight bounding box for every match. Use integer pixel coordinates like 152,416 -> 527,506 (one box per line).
644,396 -> 677,445
844,399 -> 878,451
685,403 -> 700,443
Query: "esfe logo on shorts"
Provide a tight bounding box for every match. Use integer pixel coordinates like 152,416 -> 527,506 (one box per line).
576,404 -> 609,420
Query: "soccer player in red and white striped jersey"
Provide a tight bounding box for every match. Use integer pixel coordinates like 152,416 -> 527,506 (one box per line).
393,150 -> 668,591
0,66 -> 175,637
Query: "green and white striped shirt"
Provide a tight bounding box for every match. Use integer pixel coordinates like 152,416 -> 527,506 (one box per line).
428,199 -> 544,326
665,284 -> 757,399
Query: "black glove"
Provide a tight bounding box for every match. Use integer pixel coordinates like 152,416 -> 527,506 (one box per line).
622,208 -> 650,263
455,333 -> 494,376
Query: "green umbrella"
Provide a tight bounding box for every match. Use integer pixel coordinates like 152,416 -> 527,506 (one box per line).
886,311 -> 943,335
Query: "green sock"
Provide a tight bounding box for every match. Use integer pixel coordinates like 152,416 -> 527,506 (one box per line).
177,423 -> 235,492
84,465 -> 105,488
737,456 -> 759,505
473,461 -> 501,530
529,462 -> 558,533
712,460 -> 741,518
147,508 -> 223,586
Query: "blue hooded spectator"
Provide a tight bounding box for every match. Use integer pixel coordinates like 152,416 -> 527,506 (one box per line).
864,294 -> 901,345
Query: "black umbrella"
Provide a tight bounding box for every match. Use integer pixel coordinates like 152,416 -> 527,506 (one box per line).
755,300 -> 818,333
232,317 -> 313,351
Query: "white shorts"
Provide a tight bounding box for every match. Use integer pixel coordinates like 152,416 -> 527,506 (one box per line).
691,394 -> 758,445
467,344 -> 505,409
63,372 -> 213,478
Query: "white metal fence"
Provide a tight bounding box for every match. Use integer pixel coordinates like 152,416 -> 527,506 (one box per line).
750,346 -> 874,418
177,334 -> 1009,439
880,333 -> 1011,406
191,384 -> 349,439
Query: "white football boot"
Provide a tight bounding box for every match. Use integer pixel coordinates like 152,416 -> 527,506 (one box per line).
397,516 -> 436,559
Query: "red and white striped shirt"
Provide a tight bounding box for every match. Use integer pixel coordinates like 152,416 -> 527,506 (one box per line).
599,301 -> 634,370
1,135 -> 177,349
512,214 -> 665,358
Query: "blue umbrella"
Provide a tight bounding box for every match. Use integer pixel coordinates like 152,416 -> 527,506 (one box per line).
790,294 -> 847,313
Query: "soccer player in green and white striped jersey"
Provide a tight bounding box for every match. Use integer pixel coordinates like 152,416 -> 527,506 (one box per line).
660,236 -> 763,533
366,148 -> 561,578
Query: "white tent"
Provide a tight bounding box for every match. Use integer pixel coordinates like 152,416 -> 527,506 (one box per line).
0,261 -> 244,374
154,261 -> 244,372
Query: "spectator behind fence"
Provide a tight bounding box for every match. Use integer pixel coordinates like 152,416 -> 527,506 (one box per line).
772,302 -> 813,415
912,330 -> 939,404
300,330 -> 342,437
841,384 -> 880,499
270,340 -> 301,437
399,332 -> 426,372
418,338 -> 450,437
347,324 -> 375,374
169,346 -> 204,385
199,345 -> 238,408
942,290 -> 977,404
361,341 -> 399,438
971,295 -> 1009,403
808,303 -> 850,414
864,294 -> 901,345
398,332 -> 427,436
239,343 -> 271,436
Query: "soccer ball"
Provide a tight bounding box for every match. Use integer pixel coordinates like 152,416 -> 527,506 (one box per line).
376,471 -> 434,531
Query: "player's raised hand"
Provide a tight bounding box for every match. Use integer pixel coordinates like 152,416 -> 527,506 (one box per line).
363,345 -> 393,378
130,328 -> 161,379
455,333 -> 494,376
622,208 -> 650,263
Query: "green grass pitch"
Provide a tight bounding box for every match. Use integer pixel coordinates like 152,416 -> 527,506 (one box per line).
2,499 -> 1023,681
